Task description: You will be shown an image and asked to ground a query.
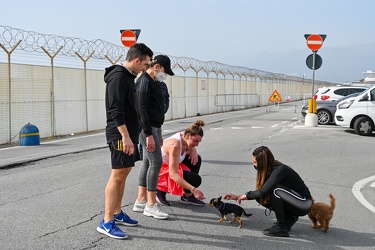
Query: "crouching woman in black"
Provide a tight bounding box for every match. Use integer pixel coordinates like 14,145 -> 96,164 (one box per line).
224,146 -> 312,237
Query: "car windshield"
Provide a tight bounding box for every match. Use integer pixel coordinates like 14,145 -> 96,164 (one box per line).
335,91 -> 365,102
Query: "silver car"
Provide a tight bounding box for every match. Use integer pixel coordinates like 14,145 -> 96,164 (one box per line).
301,92 -> 362,125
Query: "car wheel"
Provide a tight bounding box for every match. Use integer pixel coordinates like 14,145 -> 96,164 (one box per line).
317,109 -> 332,125
354,117 -> 374,136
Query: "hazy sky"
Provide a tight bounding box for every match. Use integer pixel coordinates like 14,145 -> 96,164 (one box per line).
1,0 -> 374,78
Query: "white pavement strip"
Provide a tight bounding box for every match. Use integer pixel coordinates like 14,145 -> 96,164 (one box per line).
208,124 -> 286,130
352,175 -> 375,214
163,130 -> 175,133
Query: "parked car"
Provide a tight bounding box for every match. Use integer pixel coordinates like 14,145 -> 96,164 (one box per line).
314,86 -> 367,101
335,85 -> 375,136
301,92 -> 362,125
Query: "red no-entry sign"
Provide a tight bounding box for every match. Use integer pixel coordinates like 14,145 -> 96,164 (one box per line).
306,34 -> 323,51
121,30 -> 137,48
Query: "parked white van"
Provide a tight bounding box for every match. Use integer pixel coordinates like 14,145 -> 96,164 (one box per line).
335,85 -> 375,136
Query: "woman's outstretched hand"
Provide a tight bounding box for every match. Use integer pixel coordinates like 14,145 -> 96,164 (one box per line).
224,193 -> 237,200
224,193 -> 247,204
193,188 -> 205,200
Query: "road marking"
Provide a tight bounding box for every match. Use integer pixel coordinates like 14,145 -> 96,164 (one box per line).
292,125 -> 338,130
352,175 -> 375,214
271,124 -> 279,128
210,128 -> 222,130
370,182 -> 375,188
162,130 -> 175,133
231,127 -> 243,130
252,126 -> 264,129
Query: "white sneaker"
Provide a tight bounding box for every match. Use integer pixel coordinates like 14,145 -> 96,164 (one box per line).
133,199 -> 146,212
143,203 -> 169,219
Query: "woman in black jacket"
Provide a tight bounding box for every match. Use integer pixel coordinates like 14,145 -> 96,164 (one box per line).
224,146 -> 313,237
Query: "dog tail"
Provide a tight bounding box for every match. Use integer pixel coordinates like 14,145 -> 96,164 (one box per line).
243,211 -> 252,217
329,193 -> 335,211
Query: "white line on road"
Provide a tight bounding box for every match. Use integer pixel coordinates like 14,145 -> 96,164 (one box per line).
231,127 -> 244,130
352,175 -> 375,214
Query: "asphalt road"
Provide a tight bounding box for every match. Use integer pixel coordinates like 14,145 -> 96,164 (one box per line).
1,103 -> 374,250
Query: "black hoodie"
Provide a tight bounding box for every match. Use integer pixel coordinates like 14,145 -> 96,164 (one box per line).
104,65 -> 140,142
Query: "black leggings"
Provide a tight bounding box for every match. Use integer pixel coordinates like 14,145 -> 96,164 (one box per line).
181,154 -> 202,194
264,185 -> 312,222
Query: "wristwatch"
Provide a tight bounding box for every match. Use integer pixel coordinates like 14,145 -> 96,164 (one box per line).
245,191 -> 252,200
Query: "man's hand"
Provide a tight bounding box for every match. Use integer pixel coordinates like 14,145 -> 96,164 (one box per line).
122,136 -> 134,155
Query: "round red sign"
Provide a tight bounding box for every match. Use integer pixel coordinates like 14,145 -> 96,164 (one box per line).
121,30 -> 136,48
306,34 -> 323,51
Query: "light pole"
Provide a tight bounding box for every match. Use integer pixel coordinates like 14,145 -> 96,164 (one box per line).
303,73 -> 306,84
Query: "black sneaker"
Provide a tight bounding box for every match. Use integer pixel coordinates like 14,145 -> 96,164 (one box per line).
262,223 -> 289,237
262,222 -> 278,232
156,190 -> 171,206
285,215 -> 299,232
180,195 -> 205,206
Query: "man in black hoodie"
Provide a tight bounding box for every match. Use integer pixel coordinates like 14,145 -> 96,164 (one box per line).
97,43 -> 153,240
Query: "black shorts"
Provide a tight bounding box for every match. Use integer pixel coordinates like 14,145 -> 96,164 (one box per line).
108,140 -> 140,169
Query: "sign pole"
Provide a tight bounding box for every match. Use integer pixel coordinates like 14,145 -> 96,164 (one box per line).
311,50 -> 316,98
304,33 -> 326,127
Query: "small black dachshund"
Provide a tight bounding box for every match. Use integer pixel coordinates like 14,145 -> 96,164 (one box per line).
209,196 -> 252,228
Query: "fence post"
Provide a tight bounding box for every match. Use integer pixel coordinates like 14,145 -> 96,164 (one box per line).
41,46 -> 63,137
0,40 -> 22,143
75,51 -> 95,132
104,55 -> 123,65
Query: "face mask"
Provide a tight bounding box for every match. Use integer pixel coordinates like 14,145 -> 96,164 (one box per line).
155,72 -> 167,82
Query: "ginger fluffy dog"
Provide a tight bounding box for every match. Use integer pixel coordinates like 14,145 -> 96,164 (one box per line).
308,193 -> 335,232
